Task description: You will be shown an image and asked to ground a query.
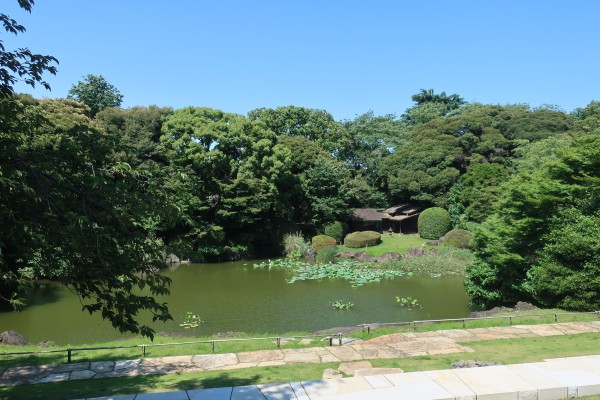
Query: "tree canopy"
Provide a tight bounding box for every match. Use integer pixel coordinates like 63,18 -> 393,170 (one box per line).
464,132 -> 600,310
68,74 -> 123,116
0,96 -> 173,338
0,0 -> 58,96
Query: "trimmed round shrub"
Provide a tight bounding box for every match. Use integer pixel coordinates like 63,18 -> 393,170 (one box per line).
316,246 -> 338,263
444,229 -> 473,249
312,235 -> 337,251
343,231 -> 381,248
418,207 -> 451,240
324,221 -> 346,243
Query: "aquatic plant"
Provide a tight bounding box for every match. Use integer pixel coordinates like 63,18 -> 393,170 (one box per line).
395,296 -> 421,309
331,300 -> 354,310
179,312 -> 204,329
254,259 -> 403,287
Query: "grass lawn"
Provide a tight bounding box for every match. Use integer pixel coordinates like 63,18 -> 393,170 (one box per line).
2,309 -> 596,369
337,233 -> 430,256
0,331 -> 322,369
3,332 -> 600,400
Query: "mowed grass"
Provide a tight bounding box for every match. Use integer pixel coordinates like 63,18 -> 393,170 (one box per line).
2,309 -> 597,369
348,308 -> 600,339
337,233 -> 430,256
3,332 -> 600,400
0,331 -> 324,369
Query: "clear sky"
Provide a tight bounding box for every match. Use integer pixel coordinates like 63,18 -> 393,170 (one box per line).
4,1 -> 599,120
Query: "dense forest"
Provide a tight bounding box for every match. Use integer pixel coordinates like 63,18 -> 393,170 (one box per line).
1,2 -> 599,338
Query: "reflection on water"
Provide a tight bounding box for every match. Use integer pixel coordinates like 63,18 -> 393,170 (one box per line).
0,260 -> 474,345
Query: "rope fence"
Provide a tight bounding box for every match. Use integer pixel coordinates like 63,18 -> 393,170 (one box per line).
1,311 -> 598,364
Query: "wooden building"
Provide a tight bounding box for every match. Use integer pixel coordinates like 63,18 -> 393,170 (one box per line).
349,203 -> 424,234
349,208 -> 385,232
381,203 -> 423,234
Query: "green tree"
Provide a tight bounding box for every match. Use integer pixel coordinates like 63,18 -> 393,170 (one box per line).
0,96 -> 173,338
0,0 -> 58,96
402,89 -> 465,125
68,74 -> 123,116
95,105 -> 172,168
339,111 -> 409,185
248,105 -> 351,157
465,132 -> 600,310
302,158 -> 352,227
447,163 -> 510,225
159,107 -> 294,259
527,208 -> 600,310
572,100 -> 600,133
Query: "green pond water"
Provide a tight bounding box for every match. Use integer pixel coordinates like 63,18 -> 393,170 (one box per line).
0,260 -> 475,345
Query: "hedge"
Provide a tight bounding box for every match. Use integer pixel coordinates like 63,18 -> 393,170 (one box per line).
444,229 -> 473,249
324,221 -> 347,243
343,231 -> 381,248
418,207 -> 451,240
312,235 -> 337,251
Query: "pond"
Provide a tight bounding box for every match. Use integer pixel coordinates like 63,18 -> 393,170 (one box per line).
0,261 -> 475,345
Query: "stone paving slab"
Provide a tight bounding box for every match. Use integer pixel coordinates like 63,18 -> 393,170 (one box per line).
290,382 -> 310,400
531,355 -> 600,397
232,385 -> 267,400
193,353 -> 238,369
257,382 -> 298,400
505,364 -> 567,400
301,377 -> 373,398
36,372 -> 70,383
87,395 -> 136,400
238,350 -> 284,363
90,361 -> 115,373
514,324 -> 564,337
188,386 -> 233,400
325,347 -> 363,362
424,369 -> 476,400
283,350 -> 321,364
354,368 -> 403,377
337,361 -> 372,375
451,365 -> 535,400
362,374 -> 393,389
136,390 -> 189,400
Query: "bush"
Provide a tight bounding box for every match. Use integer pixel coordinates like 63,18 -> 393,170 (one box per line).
324,221 -> 347,243
343,231 -> 381,248
418,207 -> 451,240
316,246 -> 338,263
444,229 -> 473,249
283,232 -> 311,258
312,235 -> 337,251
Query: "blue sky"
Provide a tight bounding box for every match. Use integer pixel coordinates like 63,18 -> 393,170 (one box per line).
4,1 -> 599,120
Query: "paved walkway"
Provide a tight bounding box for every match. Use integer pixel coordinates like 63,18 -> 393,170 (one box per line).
1,321 -> 599,388
69,354 -> 600,400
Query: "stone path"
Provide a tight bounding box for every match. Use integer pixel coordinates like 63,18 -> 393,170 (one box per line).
74,354 -> 600,400
1,321 -> 599,387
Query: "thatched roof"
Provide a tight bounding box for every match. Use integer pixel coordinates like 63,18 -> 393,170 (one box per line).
351,208 -> 385,222
386,214 -> 418,221
383,203 -> 424,217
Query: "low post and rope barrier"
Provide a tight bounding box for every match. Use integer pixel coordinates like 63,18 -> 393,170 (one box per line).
0,311 -> 597,364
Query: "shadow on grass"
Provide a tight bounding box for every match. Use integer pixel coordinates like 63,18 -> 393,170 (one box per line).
172,372 -> 263,390
0,372 -> 264,400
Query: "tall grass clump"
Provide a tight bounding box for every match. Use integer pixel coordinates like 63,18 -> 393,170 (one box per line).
316,245 -> 338,263
377,247 -> 474,276
283,232 -> 312,259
